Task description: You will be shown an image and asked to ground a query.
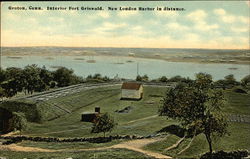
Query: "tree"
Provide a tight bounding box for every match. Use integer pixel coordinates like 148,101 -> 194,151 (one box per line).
23,64 -> 42,94
39,66 -> 53,88
136,75 -> 143,81
224,74 -> 239,88
159,75 -> 228,154
142,74 -> 149,82
53,67 -> 81,87
0,87 -> 5,101
159,76 -> 168,82
5,67 -> 26,93
0,67 -> 6,83
91,113 -> 116,137
168,75 -> 186,83
195,72 -> 213,90
136,74 -> 148,82
1,80 -> 18,98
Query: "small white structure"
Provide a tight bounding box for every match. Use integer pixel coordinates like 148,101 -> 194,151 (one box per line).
121,82 -> 143,100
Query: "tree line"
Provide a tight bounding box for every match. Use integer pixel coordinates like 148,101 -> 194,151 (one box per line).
0,65 -> 83,99
136,74 -> 250,89
0,65 -> 117,99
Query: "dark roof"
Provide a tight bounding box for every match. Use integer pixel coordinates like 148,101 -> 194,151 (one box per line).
121,82 -> 142,90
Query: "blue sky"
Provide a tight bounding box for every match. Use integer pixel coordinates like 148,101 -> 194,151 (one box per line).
1,1 -> 249,49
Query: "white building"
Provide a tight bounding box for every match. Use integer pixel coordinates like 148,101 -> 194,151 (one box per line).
121,82 -> 143,100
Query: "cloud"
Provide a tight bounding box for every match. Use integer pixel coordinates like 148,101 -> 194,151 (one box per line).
238,37 -> 249,44
48,17 -> 64,23
90,22 -> 127,36
231,26 -> 249,33
2,28 -> 248,49
214,8 -> 248,24
187,10 -> 218,31
102,22 -> 127,30
187,10 -> 207,22
167,22 -> 189,31
118,10 -> 138,18
221,15 -> 236,23
97,11 -> 109,18
184,33 -> 200,42
26,18 -> 37,25
194,21 -> 219,31
239,16 -> 248,24
213,9 -> 226,16
4,12 -> 20,21
155,10 -> 178,18
129,25 -> 152,37
246,1 -> 250,7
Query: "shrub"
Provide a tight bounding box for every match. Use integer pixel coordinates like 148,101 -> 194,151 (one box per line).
8,112 -> 27,132
200,150 -> 248,159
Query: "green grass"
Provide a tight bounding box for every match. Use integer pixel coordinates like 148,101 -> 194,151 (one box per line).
224,90 -> 250,115
0,148 -> 153,159
23,86 -> 174,138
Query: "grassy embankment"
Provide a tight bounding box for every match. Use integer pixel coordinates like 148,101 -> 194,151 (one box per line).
22,86 -> 174,138
144,89 -> 250,158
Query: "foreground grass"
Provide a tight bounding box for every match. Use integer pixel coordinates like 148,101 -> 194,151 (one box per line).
18,139 -> 124,150
0,148 -> 153,159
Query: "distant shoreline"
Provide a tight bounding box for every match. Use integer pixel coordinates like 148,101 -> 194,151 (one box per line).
3,54 -> 250,65
2,47 -> 250,65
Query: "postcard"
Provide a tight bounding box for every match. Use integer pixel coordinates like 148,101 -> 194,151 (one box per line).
0,1 -> 249,159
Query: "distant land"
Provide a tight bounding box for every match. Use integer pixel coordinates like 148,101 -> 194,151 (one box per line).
1,47 -> 250,65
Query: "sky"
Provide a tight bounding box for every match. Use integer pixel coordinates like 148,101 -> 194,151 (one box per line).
1,1 -> 249,49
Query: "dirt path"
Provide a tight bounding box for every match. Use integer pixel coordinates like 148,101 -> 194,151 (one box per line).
111,137 -> 171,159
0,137 -> 171,159
123,115 -> 158,124
0,144 -> 56,152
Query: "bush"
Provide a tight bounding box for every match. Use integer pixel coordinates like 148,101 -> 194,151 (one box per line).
200,150 -> 248,159
91,113 -> 116,137
8,112 -> 27,132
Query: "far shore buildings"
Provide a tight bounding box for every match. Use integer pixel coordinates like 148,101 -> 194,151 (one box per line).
121,82 -> 143,100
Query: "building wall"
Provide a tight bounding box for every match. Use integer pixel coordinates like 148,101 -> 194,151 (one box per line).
121,86 -> 143,99
81,113 -> 98,122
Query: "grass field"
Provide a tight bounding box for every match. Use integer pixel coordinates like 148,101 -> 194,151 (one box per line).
0,85 -> 249,159
224,89 -> 250,115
